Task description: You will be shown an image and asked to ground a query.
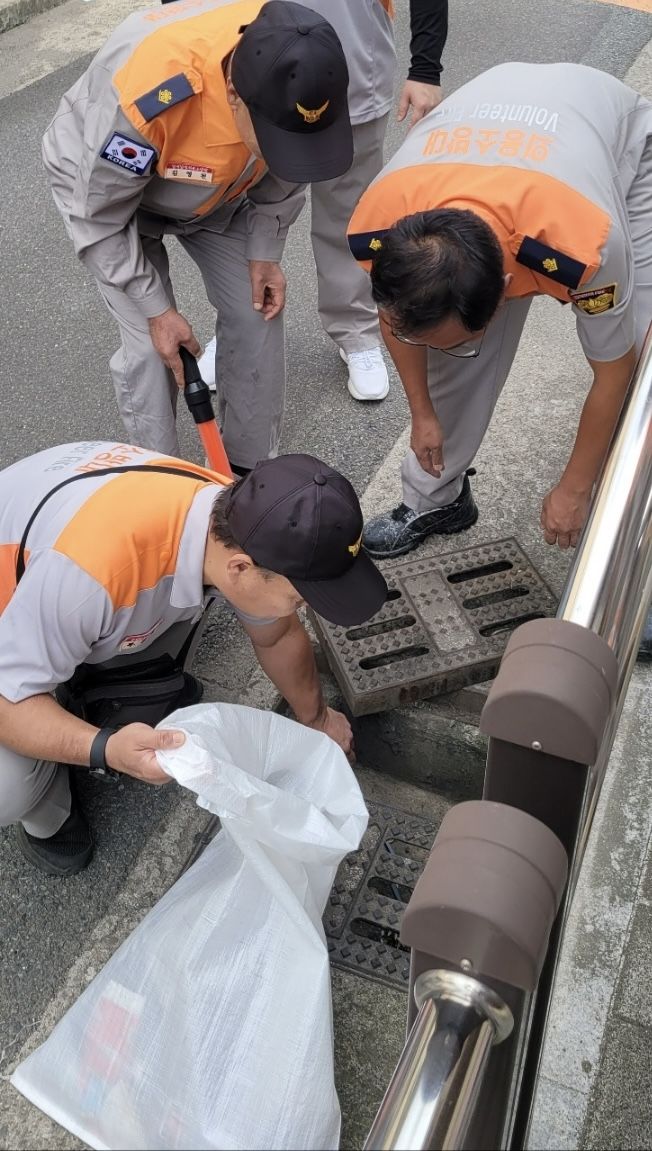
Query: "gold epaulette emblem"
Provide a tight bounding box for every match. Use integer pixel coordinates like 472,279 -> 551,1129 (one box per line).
542,257 -> 558,273
158,88 -> 173,104
369,238 -> 383,252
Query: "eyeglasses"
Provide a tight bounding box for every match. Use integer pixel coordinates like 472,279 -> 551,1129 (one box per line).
390,327 -> 486,359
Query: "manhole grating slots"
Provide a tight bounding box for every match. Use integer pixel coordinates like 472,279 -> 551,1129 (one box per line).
310,537 -> 557,715
324,801 -> 440,989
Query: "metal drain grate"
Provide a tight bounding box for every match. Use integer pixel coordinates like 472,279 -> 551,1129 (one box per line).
310,537 -> 557,715
324,800 -> 440,989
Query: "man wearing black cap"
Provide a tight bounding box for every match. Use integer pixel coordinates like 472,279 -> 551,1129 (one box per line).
42,0 -> 353,472
0,441 -> 387,876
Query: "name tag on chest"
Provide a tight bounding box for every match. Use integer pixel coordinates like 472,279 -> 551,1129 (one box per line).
164,162 -> 213,184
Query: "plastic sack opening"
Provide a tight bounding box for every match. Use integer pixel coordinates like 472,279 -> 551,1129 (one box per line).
12,703 -> 368,1151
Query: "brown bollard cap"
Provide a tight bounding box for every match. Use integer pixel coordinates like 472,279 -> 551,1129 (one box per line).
400,800 -> 568,991
480,618 -> 618,764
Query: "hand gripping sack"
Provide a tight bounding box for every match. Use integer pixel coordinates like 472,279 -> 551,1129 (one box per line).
11,703 -> 368,1150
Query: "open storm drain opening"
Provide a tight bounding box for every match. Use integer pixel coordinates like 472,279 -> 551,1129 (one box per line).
311,537 -> 557,715
324,801 -> 440,989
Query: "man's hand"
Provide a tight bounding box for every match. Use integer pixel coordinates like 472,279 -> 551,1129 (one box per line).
148,308 -> 201,389
250,260 -> 286,320
306,706 -> 355,761
411,411 -> 445,477
397,80 -> 443,128
105,723 -> 185,784
540,483 -> 592,550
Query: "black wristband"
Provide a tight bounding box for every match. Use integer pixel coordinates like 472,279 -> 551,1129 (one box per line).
89,727 -> 119,778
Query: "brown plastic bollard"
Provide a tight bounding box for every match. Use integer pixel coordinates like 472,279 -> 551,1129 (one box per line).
400,800 -> 568,992
479,618 -> 618,764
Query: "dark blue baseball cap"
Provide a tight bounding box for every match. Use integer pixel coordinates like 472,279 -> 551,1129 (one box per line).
224,453 -> 388,626
231,1 -> 353,183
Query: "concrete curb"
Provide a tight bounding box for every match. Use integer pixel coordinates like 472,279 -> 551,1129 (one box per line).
0,0 -> 66,35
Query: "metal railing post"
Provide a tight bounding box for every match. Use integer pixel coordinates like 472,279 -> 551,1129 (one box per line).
362,800 -> 568,1150
480,325 -> 652,1147
364,971 -> 513,1151
362,322 -> 652,1151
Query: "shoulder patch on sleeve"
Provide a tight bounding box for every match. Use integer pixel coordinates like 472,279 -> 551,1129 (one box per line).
100,133 -> 156,173
134,73 -> 195,122
569,283 -> 617,315
515,236 -> 586,290
348,229 -> 390,262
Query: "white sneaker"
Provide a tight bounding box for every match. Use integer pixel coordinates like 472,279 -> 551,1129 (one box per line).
198,336 -> 217,391
340,346 -> 389,402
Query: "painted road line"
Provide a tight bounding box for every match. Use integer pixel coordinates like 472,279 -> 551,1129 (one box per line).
582,0 -> 652,12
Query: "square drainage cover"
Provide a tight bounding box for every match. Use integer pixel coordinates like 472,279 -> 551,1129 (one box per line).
310,536 -> 557,716
324,800 -> 439,989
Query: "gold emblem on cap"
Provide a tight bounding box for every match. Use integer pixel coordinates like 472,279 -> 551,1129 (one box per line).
348,534 -> 362,558
542,257 -> 558,273
369,238 -> 383,252
158,88 -> 173,104
296,99 -> 329,124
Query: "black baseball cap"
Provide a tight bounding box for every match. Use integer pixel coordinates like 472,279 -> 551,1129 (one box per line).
231,0 -> 353,183
223,454 -> 388,626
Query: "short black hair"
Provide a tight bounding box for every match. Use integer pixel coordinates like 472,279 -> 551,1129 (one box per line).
210,488 -> 241,549
370,209 -> 505,337
209,489 -> 273,577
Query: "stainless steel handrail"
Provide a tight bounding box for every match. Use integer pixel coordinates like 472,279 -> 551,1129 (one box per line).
364,972 -> 513,1151
559,325 -> 652,865
516,327 -> 652,1145
362,322 -> 652,1151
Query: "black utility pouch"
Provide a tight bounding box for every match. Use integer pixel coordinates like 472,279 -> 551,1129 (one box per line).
56,657 -> 189,729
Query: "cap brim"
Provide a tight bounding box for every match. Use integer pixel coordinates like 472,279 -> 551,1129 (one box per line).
251,111 -> 354,183
293,550 -> 388,627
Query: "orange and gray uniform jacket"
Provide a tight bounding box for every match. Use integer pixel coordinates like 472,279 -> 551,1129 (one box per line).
0,442 -> 264,703
348,62 -> 652,362
41,0 -> 306,320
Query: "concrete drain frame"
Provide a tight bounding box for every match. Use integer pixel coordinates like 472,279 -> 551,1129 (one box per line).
311,537 -> 557,716
324,800 -> 439,989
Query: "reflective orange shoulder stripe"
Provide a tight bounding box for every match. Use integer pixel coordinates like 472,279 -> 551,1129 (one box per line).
114,0 -> 265,186
348,163 -> 610,299
53,470 -> 210,611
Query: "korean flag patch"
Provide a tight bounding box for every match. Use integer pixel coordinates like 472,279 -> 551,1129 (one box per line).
100,133 -> 156,174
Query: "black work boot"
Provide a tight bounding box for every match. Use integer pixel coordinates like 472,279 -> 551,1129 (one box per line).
16,770 -> 93,877
363,471 -> 479,559
175,672 -> 204,709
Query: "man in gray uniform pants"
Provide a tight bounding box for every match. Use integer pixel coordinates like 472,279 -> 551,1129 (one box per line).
42,1 -> 353,473
200,0 -> 449,403
0,442 -> 387,876
346,63 -> 652,560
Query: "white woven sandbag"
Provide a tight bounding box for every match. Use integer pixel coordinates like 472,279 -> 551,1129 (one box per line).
12,703 -> 368,1151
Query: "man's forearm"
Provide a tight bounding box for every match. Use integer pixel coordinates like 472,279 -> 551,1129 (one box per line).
0,693 -> 97,766
561,351 -> 636,493
251,616 -> 325,724
76,224 -> 171,319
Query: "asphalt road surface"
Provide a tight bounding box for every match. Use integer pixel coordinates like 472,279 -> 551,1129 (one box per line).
0,2 -> 651,1145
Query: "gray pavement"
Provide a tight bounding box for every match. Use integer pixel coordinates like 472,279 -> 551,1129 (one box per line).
0,1 -> 651,1148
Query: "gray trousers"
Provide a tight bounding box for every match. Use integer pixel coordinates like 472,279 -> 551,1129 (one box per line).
0,618 -> 202,839
402,138 -> 652,513
98,207 -> 285,471
310,115 -> 388,353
